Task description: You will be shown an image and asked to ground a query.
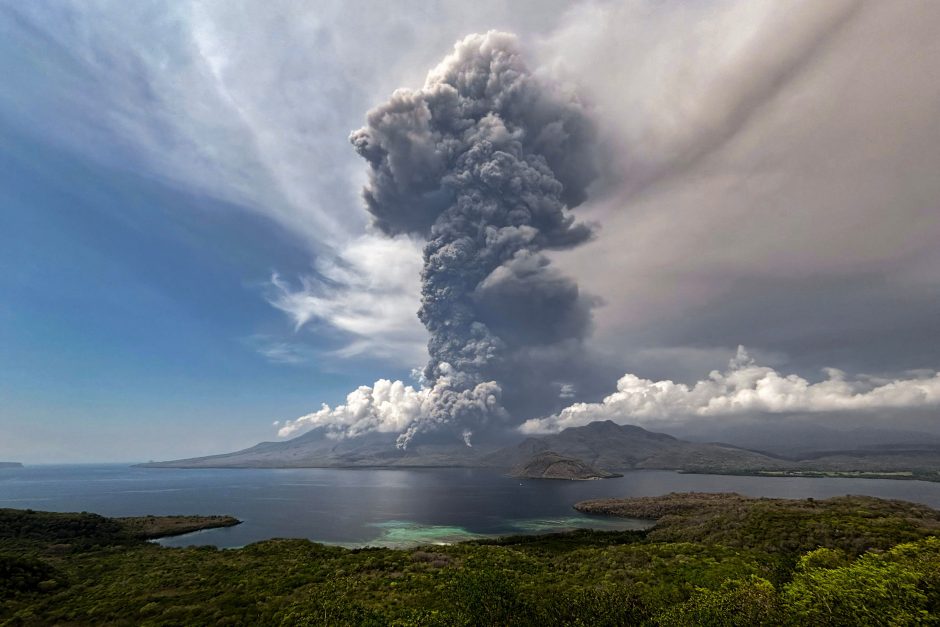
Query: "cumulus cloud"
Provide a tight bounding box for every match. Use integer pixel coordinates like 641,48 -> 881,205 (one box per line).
522,347 -> 940,434
276,374 -> 504,449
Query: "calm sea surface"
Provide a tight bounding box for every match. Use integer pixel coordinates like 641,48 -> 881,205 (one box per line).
2,465 -> 940,548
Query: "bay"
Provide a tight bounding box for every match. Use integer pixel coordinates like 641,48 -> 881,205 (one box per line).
2,464 -> 940,548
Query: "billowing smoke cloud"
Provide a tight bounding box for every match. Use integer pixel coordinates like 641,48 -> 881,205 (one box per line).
522,347 -> 940,434
283,31 -> 597,447
276,377 -> 502,441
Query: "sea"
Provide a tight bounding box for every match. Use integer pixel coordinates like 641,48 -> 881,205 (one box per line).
2,465 -> 940,549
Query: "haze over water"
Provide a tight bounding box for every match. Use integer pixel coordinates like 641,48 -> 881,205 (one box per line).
4,465 -> 940,548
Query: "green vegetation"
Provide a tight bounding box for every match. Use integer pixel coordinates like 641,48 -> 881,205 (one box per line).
116,515 -> 240,540
678,469 -> 940,482
3,494 -> 940,625
0,509 -> 239,553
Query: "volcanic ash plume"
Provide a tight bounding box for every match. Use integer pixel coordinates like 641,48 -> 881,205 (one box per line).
282,31 -> 597,447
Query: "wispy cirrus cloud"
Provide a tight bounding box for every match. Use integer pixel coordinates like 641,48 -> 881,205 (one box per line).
0,1 -> 574,372
243,336 -> 316,366
267,235 -> 427,365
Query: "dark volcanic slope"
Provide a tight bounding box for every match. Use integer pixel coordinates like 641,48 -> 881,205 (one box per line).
140,429 -> 488,469
484,421 -> 788,472
140,420 -> 940,477
143,420 -> 787,472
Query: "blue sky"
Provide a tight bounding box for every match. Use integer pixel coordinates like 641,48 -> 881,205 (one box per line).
0,124 -> 408,462
2,1 -> 940,461
0,1 -> 565,461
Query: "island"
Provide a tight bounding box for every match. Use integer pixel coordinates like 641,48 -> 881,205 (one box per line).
510,451 -> 621,480
0,462 -> 23,468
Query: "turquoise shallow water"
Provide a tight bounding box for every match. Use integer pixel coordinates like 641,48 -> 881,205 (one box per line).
3,465 -> 940,548
356,515 -> 651,548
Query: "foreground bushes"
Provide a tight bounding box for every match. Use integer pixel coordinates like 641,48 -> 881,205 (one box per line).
3,495 -> 940,625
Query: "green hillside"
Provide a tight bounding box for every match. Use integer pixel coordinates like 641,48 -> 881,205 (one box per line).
3,494 -> 940,625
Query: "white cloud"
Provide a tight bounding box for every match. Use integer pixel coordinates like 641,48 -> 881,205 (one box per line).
255,343 -> 309,366
3,2 -> 588,372
278,379 -> 424,439
3,1 -> 578,254
267,235 -> 428,365
276,374 -> 503,448
522,347 -> 940,434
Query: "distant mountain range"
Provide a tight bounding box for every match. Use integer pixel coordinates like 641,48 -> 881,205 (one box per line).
139,420 -> 940,481
672,421 -> 940,458
483,421 -> 789,474
140,420 -> 784,472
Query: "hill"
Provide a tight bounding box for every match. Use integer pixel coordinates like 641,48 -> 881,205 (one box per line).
485,421 -> 789,473
509,451 -> 622,480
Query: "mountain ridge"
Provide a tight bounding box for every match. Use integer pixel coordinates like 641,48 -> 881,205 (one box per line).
138,420 -> 940,481
139,420 -> 788,473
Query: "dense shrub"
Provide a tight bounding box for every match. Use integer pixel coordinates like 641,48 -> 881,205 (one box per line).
0,554 -> 62,595
2,495 -> 940,625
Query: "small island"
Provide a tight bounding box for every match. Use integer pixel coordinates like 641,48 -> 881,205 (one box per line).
0,462 -> 23,468
510,451 -> 622,480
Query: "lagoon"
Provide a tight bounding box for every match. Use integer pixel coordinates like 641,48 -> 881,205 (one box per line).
3,464 -> 940,548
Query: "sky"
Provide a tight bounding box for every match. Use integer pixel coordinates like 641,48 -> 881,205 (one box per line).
1,0 -> 938,462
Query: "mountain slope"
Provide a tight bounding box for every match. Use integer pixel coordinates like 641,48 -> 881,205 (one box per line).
140,420 -> 940,479
485,421 -> 789,472
141,420 -> 787,472
140,429 -> 487,468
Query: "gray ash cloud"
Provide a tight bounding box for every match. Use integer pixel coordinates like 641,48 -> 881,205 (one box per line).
349,31 -> 598,446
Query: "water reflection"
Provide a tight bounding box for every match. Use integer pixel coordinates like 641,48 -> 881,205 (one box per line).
3,465 -> 940,548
